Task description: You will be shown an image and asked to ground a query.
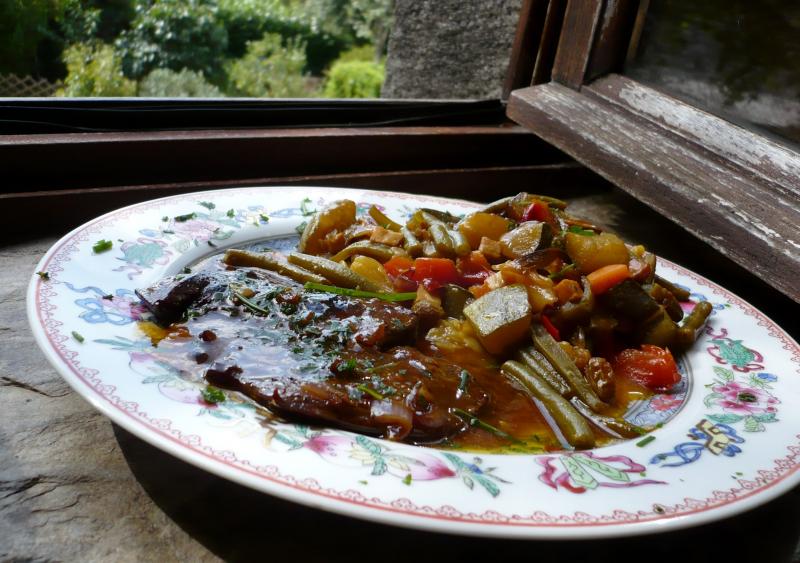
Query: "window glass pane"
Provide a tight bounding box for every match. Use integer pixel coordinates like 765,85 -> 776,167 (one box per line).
0,0 -> 518,101
626,1 -> 800,148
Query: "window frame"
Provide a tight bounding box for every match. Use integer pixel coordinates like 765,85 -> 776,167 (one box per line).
503,0 -> 800,303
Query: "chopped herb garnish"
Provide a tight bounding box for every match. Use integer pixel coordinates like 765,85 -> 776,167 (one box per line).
102,294 -> 114,300
226,209 -> 235,218
162,216 -> 169,222
567,225 -> 596,236
36,271 -> 49,280
207,240 -> 217,247
295,221 -> 308,235
300,197 -> 316,216
174,212 -> 197,222
636,435 -> 656,447
233,290 -> 271,316
198,201 -> 216,210
71,331 -> 85,343
162,229 -> 175,234
201,386 -> 226,404
183,267 -> 192,274
304,282 -> 417,303
402,474 -> 412,486
456,370 -> 470,399
259,213 -> 270,223
355,383 -> 385,400
338,358 -> 358,372
452,408 -> 521,443
92,239 -> 113,253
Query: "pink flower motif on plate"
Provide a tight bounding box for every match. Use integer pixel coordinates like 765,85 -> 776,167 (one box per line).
712,381 -> 779,415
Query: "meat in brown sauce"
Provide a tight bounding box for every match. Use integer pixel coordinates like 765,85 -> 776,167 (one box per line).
137,263 -> 487,443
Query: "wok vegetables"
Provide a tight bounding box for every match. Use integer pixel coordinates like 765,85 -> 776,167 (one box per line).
205,192 -> 712,452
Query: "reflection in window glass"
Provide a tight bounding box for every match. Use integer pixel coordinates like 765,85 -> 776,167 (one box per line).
626,1 -> 800,147
0,0 -> 392,99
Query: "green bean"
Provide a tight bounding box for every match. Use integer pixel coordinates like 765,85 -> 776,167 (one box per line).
675,300 -> 713,348
449,229 -> 471,256
502,360 -> 595,449
419,208 -> 461,224
330,241 -> 404,263
654,275 -> 691,302
570,397 -> 645,439
517,346 -> 571,397
287,252 -> 383,292
429,223 -> 455,256
401,227 -> 423,257
531,323 -> 606,412
368,205 -> 402,231
222,249 -> 327,284
480,196 -> 513,214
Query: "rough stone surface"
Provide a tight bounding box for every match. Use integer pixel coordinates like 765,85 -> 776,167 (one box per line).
383,0 -> 523,99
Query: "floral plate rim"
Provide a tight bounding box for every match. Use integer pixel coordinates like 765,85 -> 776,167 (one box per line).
26,186 -> 800,540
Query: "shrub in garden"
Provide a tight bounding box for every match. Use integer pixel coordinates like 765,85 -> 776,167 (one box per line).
138,68 -> 222,97
323,60 -> 384,98
226,33 -> 316,98
56,42 -> 136,97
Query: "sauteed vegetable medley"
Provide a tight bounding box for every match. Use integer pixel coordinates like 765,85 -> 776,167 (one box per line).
138,193 -> 712,452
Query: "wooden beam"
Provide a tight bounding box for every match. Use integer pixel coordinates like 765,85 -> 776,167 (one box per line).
531,0 -> 567,85
3,163 -> 599,234
0,125 -> 565,192
551,0 -> 604,89
502,0 -> 550,98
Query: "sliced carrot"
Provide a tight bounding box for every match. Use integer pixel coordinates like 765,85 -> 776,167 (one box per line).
586,263 -> 631,295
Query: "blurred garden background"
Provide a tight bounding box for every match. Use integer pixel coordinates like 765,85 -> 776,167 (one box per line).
0,0 -> 393,98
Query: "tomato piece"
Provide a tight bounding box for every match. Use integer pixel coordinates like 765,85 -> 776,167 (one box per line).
456,251 -> 491,287
521,200 -> 554,224
412,258 -> 460,289
613,344 -> 680,392
383,256 -> 414,277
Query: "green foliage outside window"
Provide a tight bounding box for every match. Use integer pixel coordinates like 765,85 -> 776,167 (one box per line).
115,0 -> 229,81
323,60 -> 384,98
138,68 -> 223,97
3,0 -> 394,99
227,33 -> 315,98
56,42 -> 136,97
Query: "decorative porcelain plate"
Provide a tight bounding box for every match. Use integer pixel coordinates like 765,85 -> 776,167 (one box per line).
27,187 -> 800,539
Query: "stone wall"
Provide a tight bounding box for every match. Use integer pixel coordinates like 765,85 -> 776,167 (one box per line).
382,0 -> 523,99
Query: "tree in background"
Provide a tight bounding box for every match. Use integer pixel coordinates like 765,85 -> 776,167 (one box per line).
115,0 -> 229,82
0,0 -> 59,76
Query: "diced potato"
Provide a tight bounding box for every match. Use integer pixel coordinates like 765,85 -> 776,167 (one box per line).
349,255 -> 393,291
525,284 -> 558,313
463,284 -> 532,355
499,222 -> 552,259
458,212 -> 512,248
370,226 -> 404,246
565,231 -> 630,274
298,199 -> 357,255
478,237 -> 502,261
